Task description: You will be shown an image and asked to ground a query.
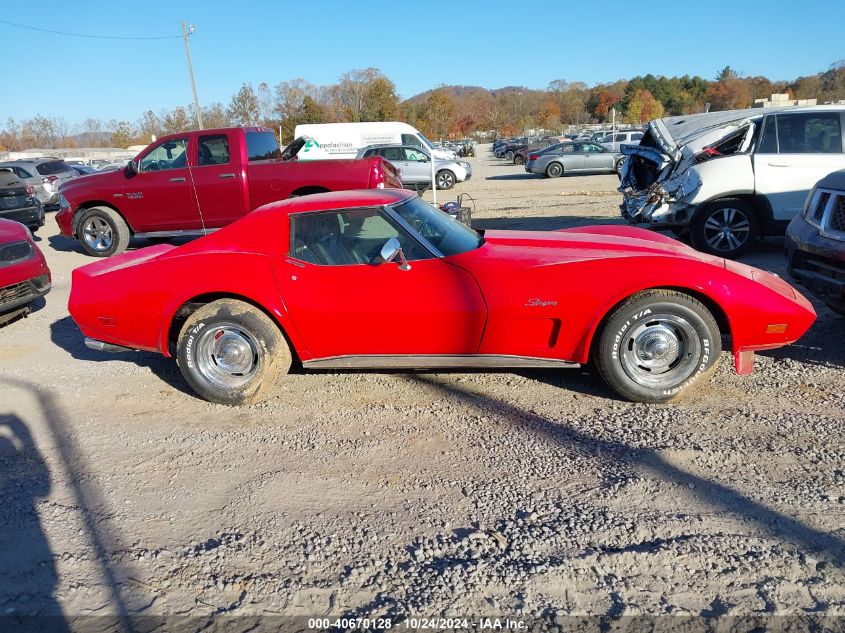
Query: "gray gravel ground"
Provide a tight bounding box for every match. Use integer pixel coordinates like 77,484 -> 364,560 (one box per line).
0,145 -> 843,628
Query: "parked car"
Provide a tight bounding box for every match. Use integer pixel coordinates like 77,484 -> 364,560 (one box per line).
69,188 -> 815,406
597,129 -> 644,152
56,127 -> 402,258
620,106 -> 845,258
525,142 -> 624,177
0,169 -> 45,232
89,159 -> 109,168
0,218 -> 51,326
496,138 -> 535,161
356,144 -> 472,190
71,165 -> 99,176
513,138 -> 561,165
786,169 -> 845,316
0,158 -> 77,210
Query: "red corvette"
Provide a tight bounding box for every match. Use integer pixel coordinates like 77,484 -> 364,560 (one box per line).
0,218 -> 51,326
69,189 -> 815,405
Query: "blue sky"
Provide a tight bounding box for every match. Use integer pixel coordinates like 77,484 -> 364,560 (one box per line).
2,0 -> 843,126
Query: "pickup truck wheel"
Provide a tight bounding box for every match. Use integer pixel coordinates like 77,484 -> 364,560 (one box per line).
177,299 -> 291,406
545,162 -> 564,178
690,199 -> 758,259
436,170 -> 456,190
595,290 -> 721,403
78,207 -> 130,257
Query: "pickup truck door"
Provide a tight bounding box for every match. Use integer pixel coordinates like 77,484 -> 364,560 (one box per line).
190,132 -> 248,228
275,207 -> 486,358
753,111 -> 845,222
130,137 -> 202,231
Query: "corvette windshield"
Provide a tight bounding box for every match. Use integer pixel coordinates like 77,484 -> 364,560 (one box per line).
392,196 -> 482,256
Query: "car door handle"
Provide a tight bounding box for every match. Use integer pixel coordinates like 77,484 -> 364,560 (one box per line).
767,162 -> 792,167
218,173 -> 236,179
169,177 -> 185,182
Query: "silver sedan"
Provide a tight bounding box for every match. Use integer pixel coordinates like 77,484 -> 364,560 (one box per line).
524,142 -> 624,178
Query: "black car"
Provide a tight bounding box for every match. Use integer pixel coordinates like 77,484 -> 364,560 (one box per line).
786,169 -> 845,316
0,169 -> 45,233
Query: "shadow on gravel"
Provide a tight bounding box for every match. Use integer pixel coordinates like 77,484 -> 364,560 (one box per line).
46,235 -> 81,253
410,375 -> 845,567
485,174 -> 540,181
0,378 -> 136,632
49,316 -> 193,397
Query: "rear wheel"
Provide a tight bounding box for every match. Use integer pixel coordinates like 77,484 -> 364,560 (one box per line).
177,299 -> 291,405
595,290 -> 721,402
615,158 -> 625,176
545,162 -> 564,178
690,199 -> 758,258
77,206 -> 130,257
513,154 -> 525,165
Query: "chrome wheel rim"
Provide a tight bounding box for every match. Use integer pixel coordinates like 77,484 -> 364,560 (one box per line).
703,207 -> 750,252
82,217 -> 113,252
619,314 -> 701,388
436,172 -> 454,188
194,323 -> 260,390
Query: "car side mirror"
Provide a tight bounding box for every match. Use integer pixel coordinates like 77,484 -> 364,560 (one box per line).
380,237 -> 411,271
125,160 -> 138,177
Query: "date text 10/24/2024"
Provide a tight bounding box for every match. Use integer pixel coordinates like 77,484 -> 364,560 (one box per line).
307,617 -> 527,630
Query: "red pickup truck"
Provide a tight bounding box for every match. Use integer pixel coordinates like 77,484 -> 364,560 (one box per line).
56,127 -> 401,257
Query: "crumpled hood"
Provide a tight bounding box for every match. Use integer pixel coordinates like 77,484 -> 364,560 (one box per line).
480,225 -> 725,266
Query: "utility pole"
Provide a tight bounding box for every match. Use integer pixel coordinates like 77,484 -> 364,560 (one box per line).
182,21 -> 203,129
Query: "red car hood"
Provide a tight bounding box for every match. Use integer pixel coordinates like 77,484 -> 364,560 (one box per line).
479,225 -> 726,267
0,218 -> 30,242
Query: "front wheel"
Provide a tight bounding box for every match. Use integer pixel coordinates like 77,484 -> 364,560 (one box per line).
77,206 -> 131,257
177,299 -> 292,405
436,170 -> 456,190
595,290 -> 721,402
504,150 -> 515,162
690,199 -> 758,258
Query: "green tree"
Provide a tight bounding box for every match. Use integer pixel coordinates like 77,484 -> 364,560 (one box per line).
626,89 -> 664,123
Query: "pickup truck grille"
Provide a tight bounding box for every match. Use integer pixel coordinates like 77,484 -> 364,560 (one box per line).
831,195 -> 845,233
0,240 -> 32,263
0,280 -> 34,303
811,189 -> 845,240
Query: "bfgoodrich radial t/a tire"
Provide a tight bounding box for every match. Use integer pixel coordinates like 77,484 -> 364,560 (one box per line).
177,299 -> 291,405
595,290 -> 721,402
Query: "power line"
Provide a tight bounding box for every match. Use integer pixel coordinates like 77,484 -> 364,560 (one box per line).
0,18 -> 179,40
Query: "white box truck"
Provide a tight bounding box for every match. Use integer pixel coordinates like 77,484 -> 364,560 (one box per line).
293,122 -> 456,160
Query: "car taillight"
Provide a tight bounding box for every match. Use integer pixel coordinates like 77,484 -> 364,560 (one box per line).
528,154 -> 540,160
25,185 -> 36,195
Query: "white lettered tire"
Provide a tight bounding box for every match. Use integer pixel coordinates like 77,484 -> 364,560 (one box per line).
177,299 -> 291,405
595,290 -> 721,402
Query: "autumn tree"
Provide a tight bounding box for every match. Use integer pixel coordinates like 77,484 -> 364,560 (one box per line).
228,83 -> 261,126
537,99 -> 561,130
202,103 -> 231,129
418,89 -> 455,140
136,110 -> 162,143
706,67 -> 752,111
625,89 -> 664,123
110,120 -> 136,148
162,107 -> 192,135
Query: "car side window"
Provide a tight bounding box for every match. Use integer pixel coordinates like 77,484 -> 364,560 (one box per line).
615,134 -> 626,142
290,208 -> 431,266
632,133 -> 643,141
776,113 -> 843,154
13,167 -> 33,178
561,144 -> 576,153
758,116 -> 778,153
139,139 -> 189,172
382,147 -> 403,161
403,148 -> 426,161
198,134 -> 230,166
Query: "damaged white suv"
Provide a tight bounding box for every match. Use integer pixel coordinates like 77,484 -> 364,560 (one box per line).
619,106 -> 845,258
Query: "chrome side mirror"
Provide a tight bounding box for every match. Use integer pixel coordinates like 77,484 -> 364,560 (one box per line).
380,237 -> 411,271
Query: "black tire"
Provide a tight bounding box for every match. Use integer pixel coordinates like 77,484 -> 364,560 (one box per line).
77,206 -> 131,257
615,158 -> 625,177
436,170 -> 456,190
513,155 -> 525,165
690,199 -> 758,259
545,162 -> 564,178
177,299 -> 291,405
504,150 -> 515,162
595,290 -> 721,403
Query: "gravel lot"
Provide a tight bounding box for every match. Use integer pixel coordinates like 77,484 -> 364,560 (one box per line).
1,145 -> 843,627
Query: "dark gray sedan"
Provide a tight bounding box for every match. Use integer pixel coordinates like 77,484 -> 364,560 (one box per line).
524,142 -> 624,178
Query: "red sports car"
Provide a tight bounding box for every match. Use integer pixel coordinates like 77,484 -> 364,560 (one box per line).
0,218 -> 51,326
69,189 -> 816,405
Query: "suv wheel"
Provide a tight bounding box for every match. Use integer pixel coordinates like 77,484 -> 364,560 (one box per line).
504,150 -> 515,162
690,199 -> 758,259
436,170 -> 456,190
514,155 -> 525,165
